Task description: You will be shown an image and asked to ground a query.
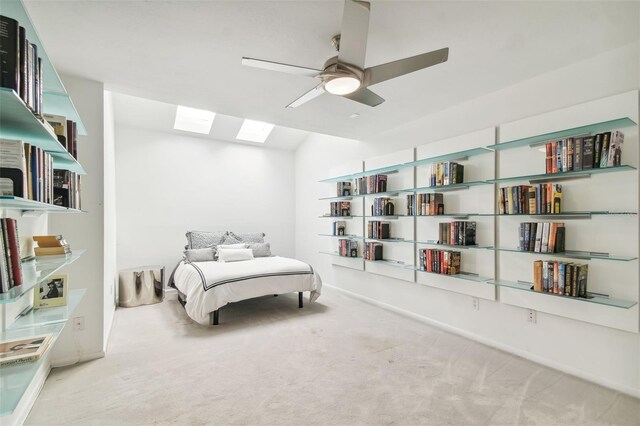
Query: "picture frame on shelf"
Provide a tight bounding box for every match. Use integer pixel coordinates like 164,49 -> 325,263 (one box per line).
34,274 -> 67,309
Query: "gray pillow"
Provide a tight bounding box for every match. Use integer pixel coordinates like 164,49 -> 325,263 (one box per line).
248,242 -> 271,257
186,231 -> 227,249
184,247 -> 216,262
221,234 -> 242,245
228,231 -> 265,243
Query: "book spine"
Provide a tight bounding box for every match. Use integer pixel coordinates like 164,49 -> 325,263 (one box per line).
5,218 -> 22,285
0,16 -> 20,92
534,223 -> 543,253
600,132 -> 611,168
533,260 -> 542,292
573,137 -> 582,171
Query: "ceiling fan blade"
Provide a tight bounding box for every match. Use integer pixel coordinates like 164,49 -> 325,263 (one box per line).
286,84 -> 326,108
337,0 -> 370,69
342,88 -> 384,107
242,57 -> 322,77
364,47 -> 449,86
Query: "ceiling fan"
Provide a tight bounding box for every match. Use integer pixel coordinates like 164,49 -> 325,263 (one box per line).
241,0 -> 449,108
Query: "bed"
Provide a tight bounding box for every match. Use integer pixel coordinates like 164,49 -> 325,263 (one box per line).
169,231 -> 322,325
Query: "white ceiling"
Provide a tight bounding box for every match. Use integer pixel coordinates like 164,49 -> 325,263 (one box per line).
25,1 -> 640,141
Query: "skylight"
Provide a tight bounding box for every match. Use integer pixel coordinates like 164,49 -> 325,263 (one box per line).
173,106 -> 216,134
236,119 -> 275,143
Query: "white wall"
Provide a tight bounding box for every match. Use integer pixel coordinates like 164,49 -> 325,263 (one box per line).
103,90 -> 117,350
49,75 -> 106,365
295,42 -> 640,396
115,125 -> 296,276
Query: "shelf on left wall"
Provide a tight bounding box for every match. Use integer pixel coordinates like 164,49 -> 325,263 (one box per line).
0,196 -> 85,213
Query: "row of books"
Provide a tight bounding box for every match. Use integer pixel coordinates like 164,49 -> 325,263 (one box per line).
338,239 -> 358,257
498,184 -> 562,215
406,193 -> 444,216
329,201 -> 351,217
545,131 -> 623,174
332,221 -> 347,236
367,221 -> 390,239
371,197 -> 394,216
0,218 -> 23,292
418,249 -> 461,275
0,15 -> 43,116
53,170 -> 81,209
353,174 -> 387,195
363,242 -> 383,261
439,221 -> 476,246
336,181 -> 352,197
0,138 -> 53,203
518,222 -> 565,253
44,114 -> 79,160
533,260 -> 588,297
425,162 -> 464,187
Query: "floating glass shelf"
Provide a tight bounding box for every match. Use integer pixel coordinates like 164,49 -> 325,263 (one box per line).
0,196 -> 84,213
415,269 -> 492,283
318,215 -> 361,219
496,211 -> 638,218
319,165 -> 403,183
488,117 -> 637,151
318,251 -> 362,259
364,238 -> 412,244
491,279 -> 637,309
365,215 -> 412,220
318,195 -> 354,201
0,250 -> 85,304
415,241 -> 492,250
364,259 -> 415,270
489,165 -> 636,184
8,289 -> 86,330
318,234 -> 362,240
412,180 -> 492,192
490,247 -> 636,261
410,147 -> 494,167
413,213 -> 494,218
0,322 -> 65,417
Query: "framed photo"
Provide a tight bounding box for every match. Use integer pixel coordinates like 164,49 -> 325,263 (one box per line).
34,274 -> 67,309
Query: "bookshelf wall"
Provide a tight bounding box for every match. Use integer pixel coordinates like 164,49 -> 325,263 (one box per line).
319,90 -> 639,334
0,0 -> 88,422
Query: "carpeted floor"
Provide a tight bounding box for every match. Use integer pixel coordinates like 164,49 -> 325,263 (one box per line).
26,287 -> 640,425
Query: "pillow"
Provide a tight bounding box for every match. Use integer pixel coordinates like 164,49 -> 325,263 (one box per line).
185,231 -> 227,249
228,231 -> 265,243
217,248 -> 254,263
248,242 -> 271,257
221,234 -> 242,245
217,243 -> 249,250
183,248 -> 216,262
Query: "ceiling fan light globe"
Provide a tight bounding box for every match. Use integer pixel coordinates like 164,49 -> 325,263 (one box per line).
325,76 -> 361,95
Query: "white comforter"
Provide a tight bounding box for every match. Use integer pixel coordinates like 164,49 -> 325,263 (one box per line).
173,256 -> 322,324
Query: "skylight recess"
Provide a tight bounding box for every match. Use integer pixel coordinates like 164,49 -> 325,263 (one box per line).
236,119 -> 275,143
174,106 -> 216,134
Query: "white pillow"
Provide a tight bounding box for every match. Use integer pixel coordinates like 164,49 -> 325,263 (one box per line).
217,243 -> 249,250
217,248 -> 254,263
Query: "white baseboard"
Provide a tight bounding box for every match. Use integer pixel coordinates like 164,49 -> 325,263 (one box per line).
324,283 -> 640,399
51,350 -> 105,368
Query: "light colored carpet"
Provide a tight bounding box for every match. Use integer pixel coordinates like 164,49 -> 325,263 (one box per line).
26,287 -> 640,425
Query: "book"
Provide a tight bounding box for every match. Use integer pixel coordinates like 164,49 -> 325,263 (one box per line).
582,136 -> 594,170
573,137 -> 583,171
1,219 -> 13,288
552,184 -> 562,213
4,218 -> 22,286
545,142 -> 553,174
555,225 -> 565,253
558,263 -> 565,295
0,222 -> 10,292
0,16 -> 20,93
607,131 -> 624,167
564,263 -> 573,296
542,260 -> 549,292
541,222 -> 550,253
593,133 -> 602,168
0,334 -> 54,367
577,264 -> 588,297
34,246 -> 71,257
528,187 -> 536,215
599,132 -> 611,168
534,223 -> 543,253
528,222 -> 537,252
533,260 -> 543,292
552,261 -> 559,294
0,139 -> 27,198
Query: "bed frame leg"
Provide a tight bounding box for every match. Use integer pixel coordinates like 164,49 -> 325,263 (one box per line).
211,309 -> 219,326
298,292 -> 303,309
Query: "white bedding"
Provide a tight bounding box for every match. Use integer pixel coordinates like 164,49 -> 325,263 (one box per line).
173,256 -> 322,324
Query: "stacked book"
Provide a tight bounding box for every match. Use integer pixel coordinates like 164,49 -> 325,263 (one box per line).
0,333 -> 54,367
419,249 -> 461,275
545,131 -> 623,173
363,242 -> 383,260
518,222 -> 565,253
371,197 -> 394,216
0,218 -> 24,293
353,174 -> 387,195
332,221 -> 346,236
336,181 -> 351,197
533,260 -> 588,297
426,161 -> 464,187
406,193 -> 444,216
338,239 -> 358,257
33,235 -> 71,257
329,201 -> 351,217
498,184 -> 562,215
0,138 -> 54,203
367,221 -> 390,239
438,221 -> 476,246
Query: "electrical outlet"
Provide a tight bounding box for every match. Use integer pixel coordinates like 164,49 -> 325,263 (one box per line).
527,309 -> 537,324
472,297 -> 479,311
73,316 -> 85,331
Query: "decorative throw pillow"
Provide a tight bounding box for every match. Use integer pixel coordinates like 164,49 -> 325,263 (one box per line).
217,248 -> 254,263
185,231 -> 227,249
228,231 -> 265,243
248,242 -> 271,257
183,247 -> 216,262
221,234 -> 243,245
217,243 -> 249,250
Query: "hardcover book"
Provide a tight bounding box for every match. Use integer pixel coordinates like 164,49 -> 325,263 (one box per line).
0,139 -> 27,198
599,132 -> 611,168
0,334 -> 54,367
607,131 -> 624,167
593,133 -> 602,168
582,136 -> 594,170
0,16 -> 20,92
533,260 -> 542,292
573,137 -> 583,171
